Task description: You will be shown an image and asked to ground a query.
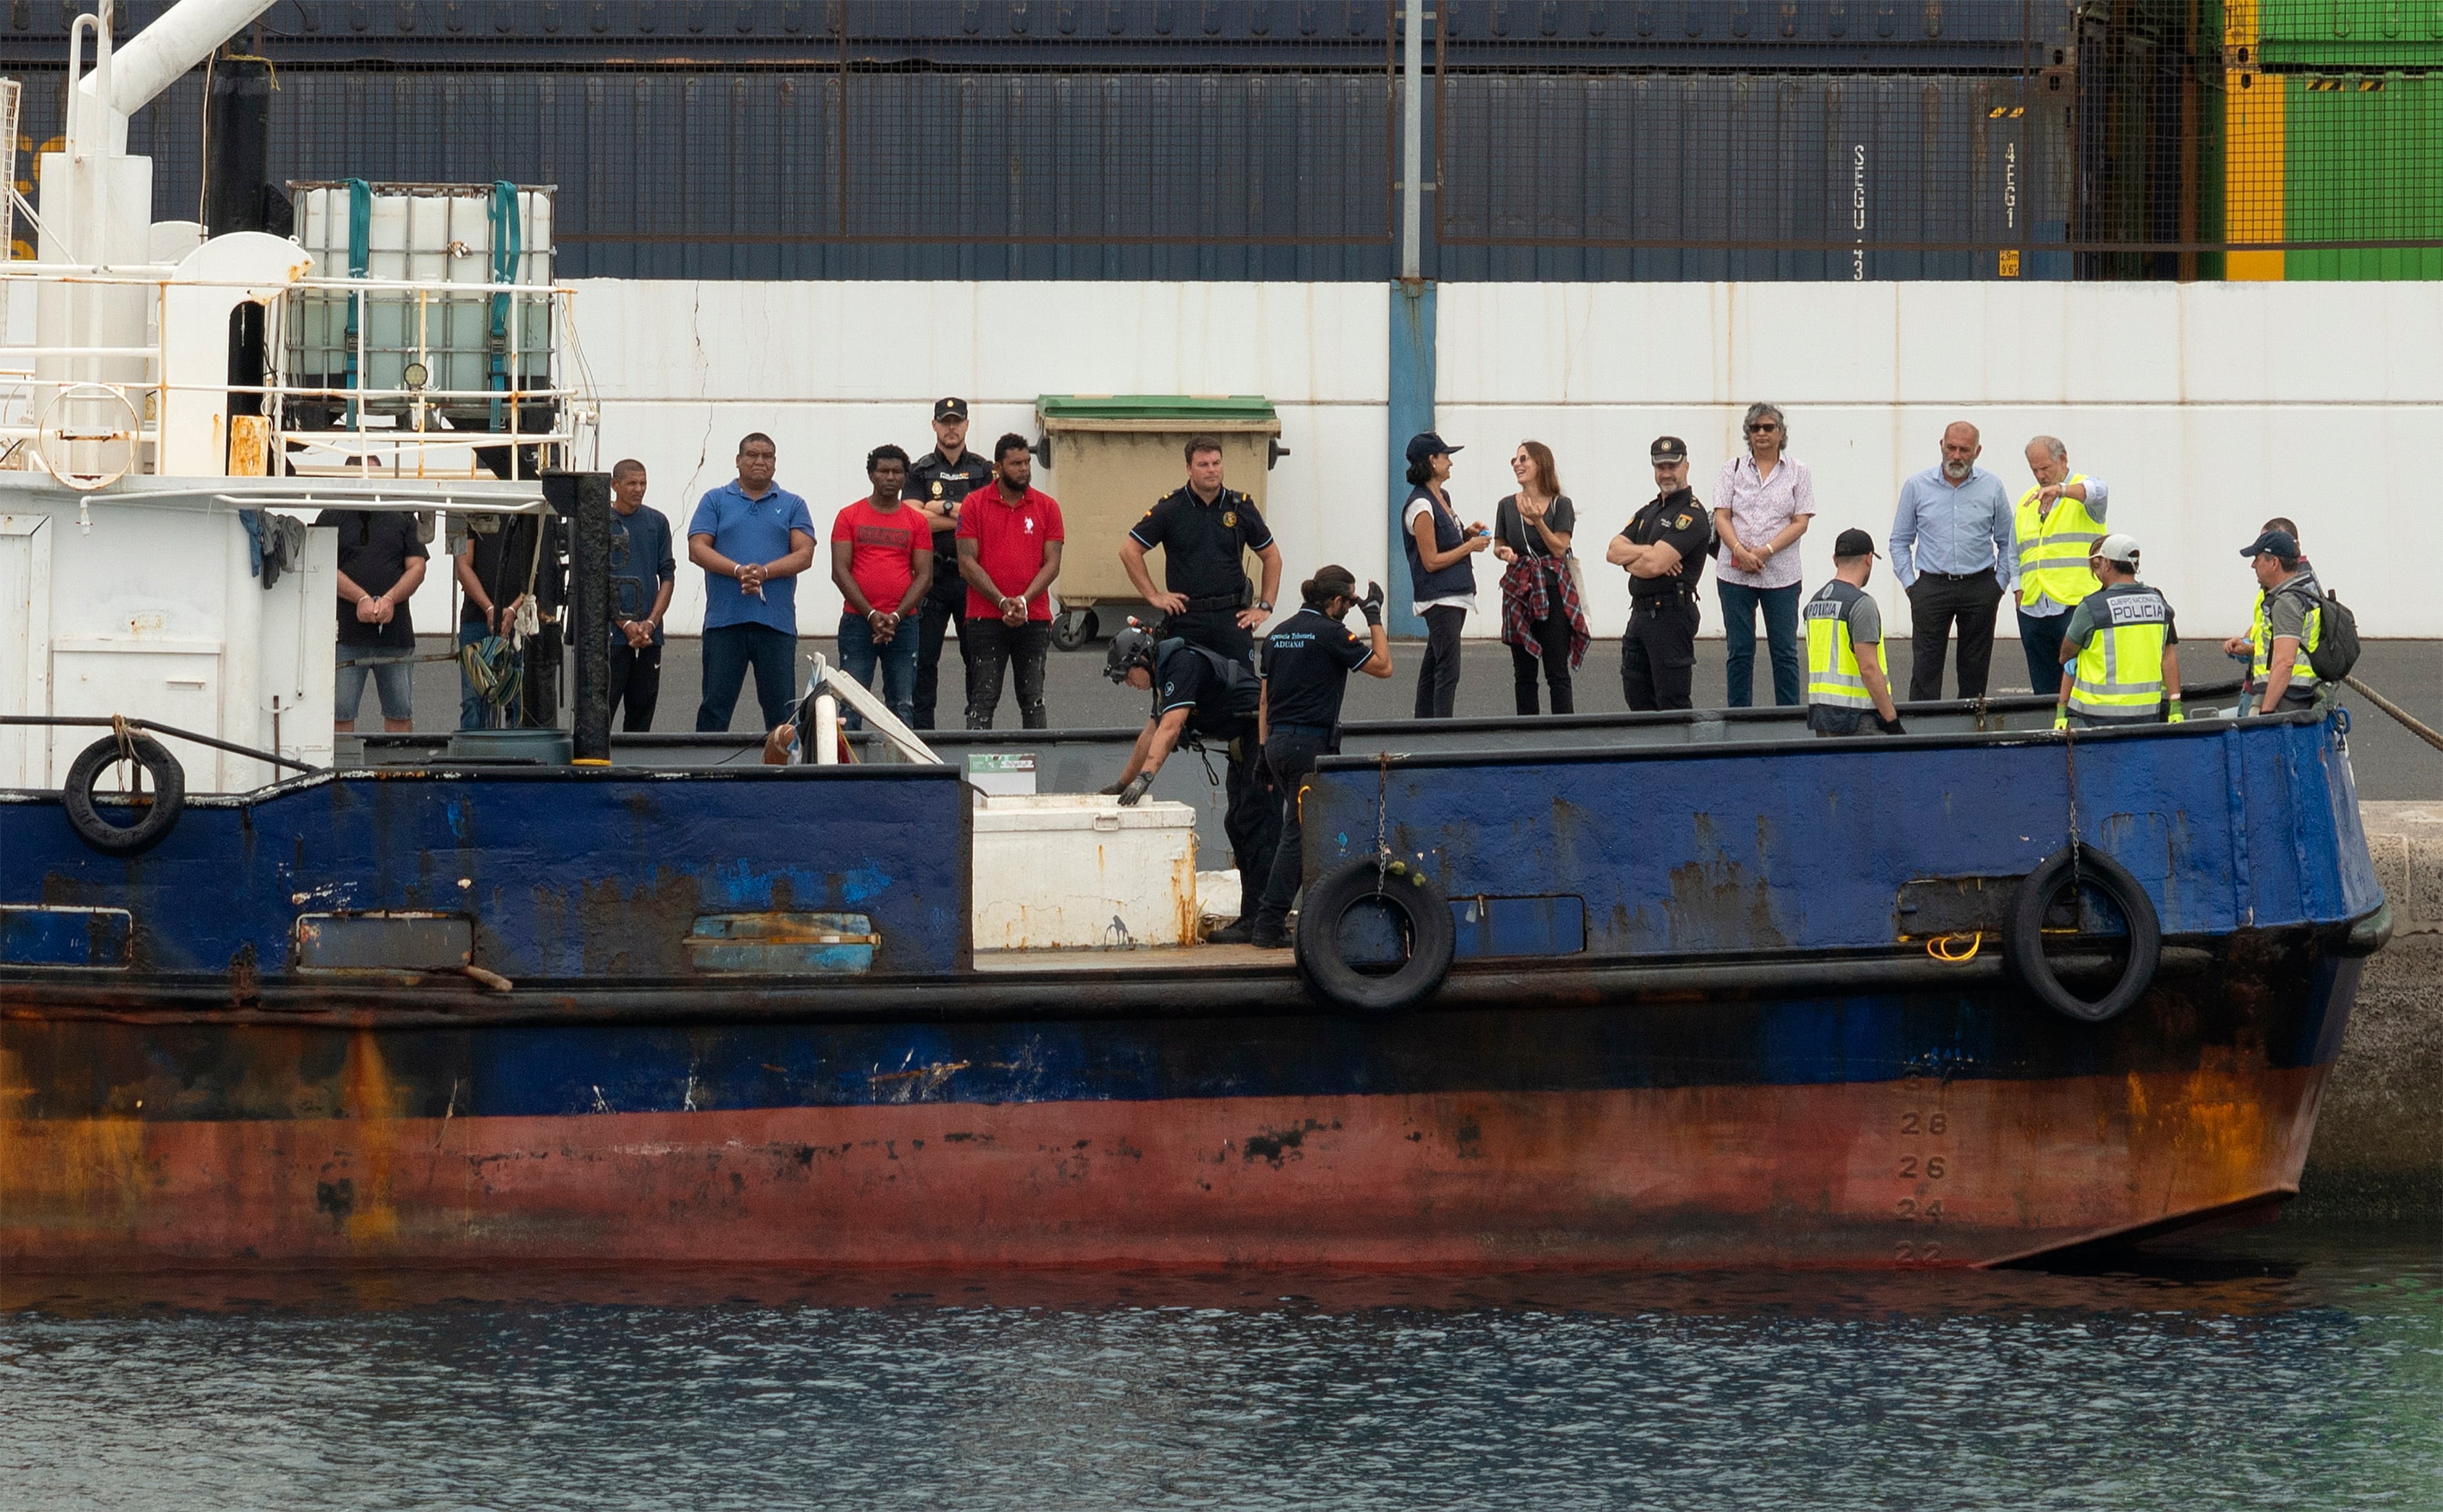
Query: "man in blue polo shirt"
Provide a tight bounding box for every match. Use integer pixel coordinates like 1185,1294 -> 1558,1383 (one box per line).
687,432 -> 816,734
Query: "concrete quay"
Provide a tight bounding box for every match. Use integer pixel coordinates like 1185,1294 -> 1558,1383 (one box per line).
2300,803 -> 2443,1224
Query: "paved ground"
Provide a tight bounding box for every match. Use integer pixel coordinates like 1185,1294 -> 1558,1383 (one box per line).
410,632 -> 2442,799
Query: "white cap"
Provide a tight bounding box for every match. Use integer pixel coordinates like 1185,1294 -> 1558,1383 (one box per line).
2094,533 -> 2140,565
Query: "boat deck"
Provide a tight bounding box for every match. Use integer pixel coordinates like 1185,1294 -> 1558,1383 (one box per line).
974,944 -> 1291,974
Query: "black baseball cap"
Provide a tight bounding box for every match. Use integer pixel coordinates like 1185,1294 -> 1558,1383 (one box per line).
1405,432 -> 1461,465
2240,528 -> 2300,559
1832,528 -> 1879,558
1650,436 -> 1689,463
934,397 -> 969,422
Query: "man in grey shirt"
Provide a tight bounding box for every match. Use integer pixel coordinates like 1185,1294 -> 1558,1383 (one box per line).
1803,528 -> 1905,738
1888,421 -> 2015,702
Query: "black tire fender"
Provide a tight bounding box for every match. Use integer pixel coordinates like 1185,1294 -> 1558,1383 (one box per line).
62,734 -> 186,858
1293,856 -> 1457,1016
2004,845 -> 2162,1024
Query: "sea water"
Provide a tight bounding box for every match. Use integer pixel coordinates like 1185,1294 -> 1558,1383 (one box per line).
3,1228 -> 2437,1511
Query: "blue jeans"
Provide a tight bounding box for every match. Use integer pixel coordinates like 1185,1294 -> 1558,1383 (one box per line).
334,647 -> 414,724
1718,581 -> 1802,707
835,614 -> 918,730
2018,607 -> 2069,698
696,623 -> 799,733
456,623 -> 494,730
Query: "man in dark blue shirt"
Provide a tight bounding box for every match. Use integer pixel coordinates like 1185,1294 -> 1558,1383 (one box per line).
606,458 -> 676,732
687,432 -> 816,734
1249,567 -> 1391,949
1101,622 -> 1279,945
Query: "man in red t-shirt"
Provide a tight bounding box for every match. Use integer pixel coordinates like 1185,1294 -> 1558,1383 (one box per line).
828,444 -> 934,728
954,432 -> 1065,729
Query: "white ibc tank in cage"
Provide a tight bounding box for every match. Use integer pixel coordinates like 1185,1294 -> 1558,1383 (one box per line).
285,182 -> 555,421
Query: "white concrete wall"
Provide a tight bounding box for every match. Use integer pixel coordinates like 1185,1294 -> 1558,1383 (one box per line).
1439,281 -> 2443,647
401,279 -> 2443,652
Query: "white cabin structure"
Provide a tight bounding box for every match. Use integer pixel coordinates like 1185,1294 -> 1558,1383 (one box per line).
0,0 -> 589,794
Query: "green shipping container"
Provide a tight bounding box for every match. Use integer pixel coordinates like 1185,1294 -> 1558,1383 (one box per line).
2253,0 -> 2443,62
2286,74 -> 2443,279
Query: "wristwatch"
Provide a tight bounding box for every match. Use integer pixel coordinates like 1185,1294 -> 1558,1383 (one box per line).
1254,599 -> 1273,612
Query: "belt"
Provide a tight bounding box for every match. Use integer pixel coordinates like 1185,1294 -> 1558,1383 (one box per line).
1917,569 -> 1995,582
1630,593 -> 1694,611
1180,592 -> 1245,614
1270,723 -> 1334,737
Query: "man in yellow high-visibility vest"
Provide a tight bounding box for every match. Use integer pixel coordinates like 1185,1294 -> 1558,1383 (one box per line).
2053,534 -> 2183,731
2235,527 -> 2324,715
2013,436 -> 2111,698
1803,529 -> 1906,738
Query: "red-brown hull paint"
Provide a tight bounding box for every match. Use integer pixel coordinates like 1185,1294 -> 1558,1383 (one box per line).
0,1065 -> 2329,1269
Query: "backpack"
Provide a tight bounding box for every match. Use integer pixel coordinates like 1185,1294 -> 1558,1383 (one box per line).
2278,581 -> 2361,685
1156,638 -> 1260,718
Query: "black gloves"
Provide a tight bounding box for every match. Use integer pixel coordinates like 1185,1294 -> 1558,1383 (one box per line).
1118,773 -> 1155,806
1360,580 -> 1386,627
1097,778 -> 1129,796
1877,715 -> 1907,736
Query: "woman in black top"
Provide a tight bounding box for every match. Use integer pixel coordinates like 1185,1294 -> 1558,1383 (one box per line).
1401,432 -> 1491,720
1491,441 -> 1591,714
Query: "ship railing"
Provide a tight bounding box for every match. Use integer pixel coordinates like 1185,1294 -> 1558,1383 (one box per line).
0,263 -> 592,490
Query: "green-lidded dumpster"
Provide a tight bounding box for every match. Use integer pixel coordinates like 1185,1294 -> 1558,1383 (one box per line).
1034,395 -> 1285,649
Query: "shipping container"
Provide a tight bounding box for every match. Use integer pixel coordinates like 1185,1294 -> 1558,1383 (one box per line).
0,0 -> 2069,65
1434,70 -> 2073,280
2220,68 -> 2443,281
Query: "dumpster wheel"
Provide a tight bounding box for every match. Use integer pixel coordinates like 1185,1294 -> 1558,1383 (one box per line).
1052,608 -> 1100,652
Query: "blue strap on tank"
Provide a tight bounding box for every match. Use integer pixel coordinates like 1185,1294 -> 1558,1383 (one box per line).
485,181 -> 521,433
342,177 -> 371,425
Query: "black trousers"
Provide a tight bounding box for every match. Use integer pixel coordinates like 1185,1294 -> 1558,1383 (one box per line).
911,576 -> 967,730
1218,723 -> 1283,927
962,616 -> 1051,729
1907,572 -> 2004,701
1621,597 -> 1698,711
1414,604 -> 1467,719
1254,725 -> 1333,934
1162,607 -> 1254,666
1508,606 -> 1576,715
607,641 -> 663,732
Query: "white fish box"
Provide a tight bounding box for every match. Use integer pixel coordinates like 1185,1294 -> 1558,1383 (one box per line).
971,795 -> 1198,950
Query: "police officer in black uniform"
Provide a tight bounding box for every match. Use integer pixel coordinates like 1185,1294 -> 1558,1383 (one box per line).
907,397 -> 995,729
1607,435 -> 1713,711
1118,434 -> 1285,666
1248,567 -> 1391,949
1100,622 -> 1280,945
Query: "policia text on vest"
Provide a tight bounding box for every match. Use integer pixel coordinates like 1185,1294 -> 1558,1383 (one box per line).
2053,537 -> 2182,731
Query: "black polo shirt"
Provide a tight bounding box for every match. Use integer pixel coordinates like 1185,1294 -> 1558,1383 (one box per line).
1622,487 -> 1712,601
909,447 -> 995,573
1154,639 -> 1258,738
1128,484 -> 1274,602
317,508 -> 427,650
1259,608 -> 1372,729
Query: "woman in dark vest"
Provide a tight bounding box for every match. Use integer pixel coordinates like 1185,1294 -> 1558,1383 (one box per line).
1401,431 -> 1491,719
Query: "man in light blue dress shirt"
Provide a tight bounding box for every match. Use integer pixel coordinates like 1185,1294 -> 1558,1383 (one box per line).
1888,421 -> 2015,701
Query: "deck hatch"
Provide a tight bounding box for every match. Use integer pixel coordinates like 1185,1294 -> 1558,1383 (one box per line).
0,905 -> 133,969
294,912 -> 474,971
686,911 -> 879,975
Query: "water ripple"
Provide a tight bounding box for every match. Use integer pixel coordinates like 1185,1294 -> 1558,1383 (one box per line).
2,1230 -> 2438,1511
